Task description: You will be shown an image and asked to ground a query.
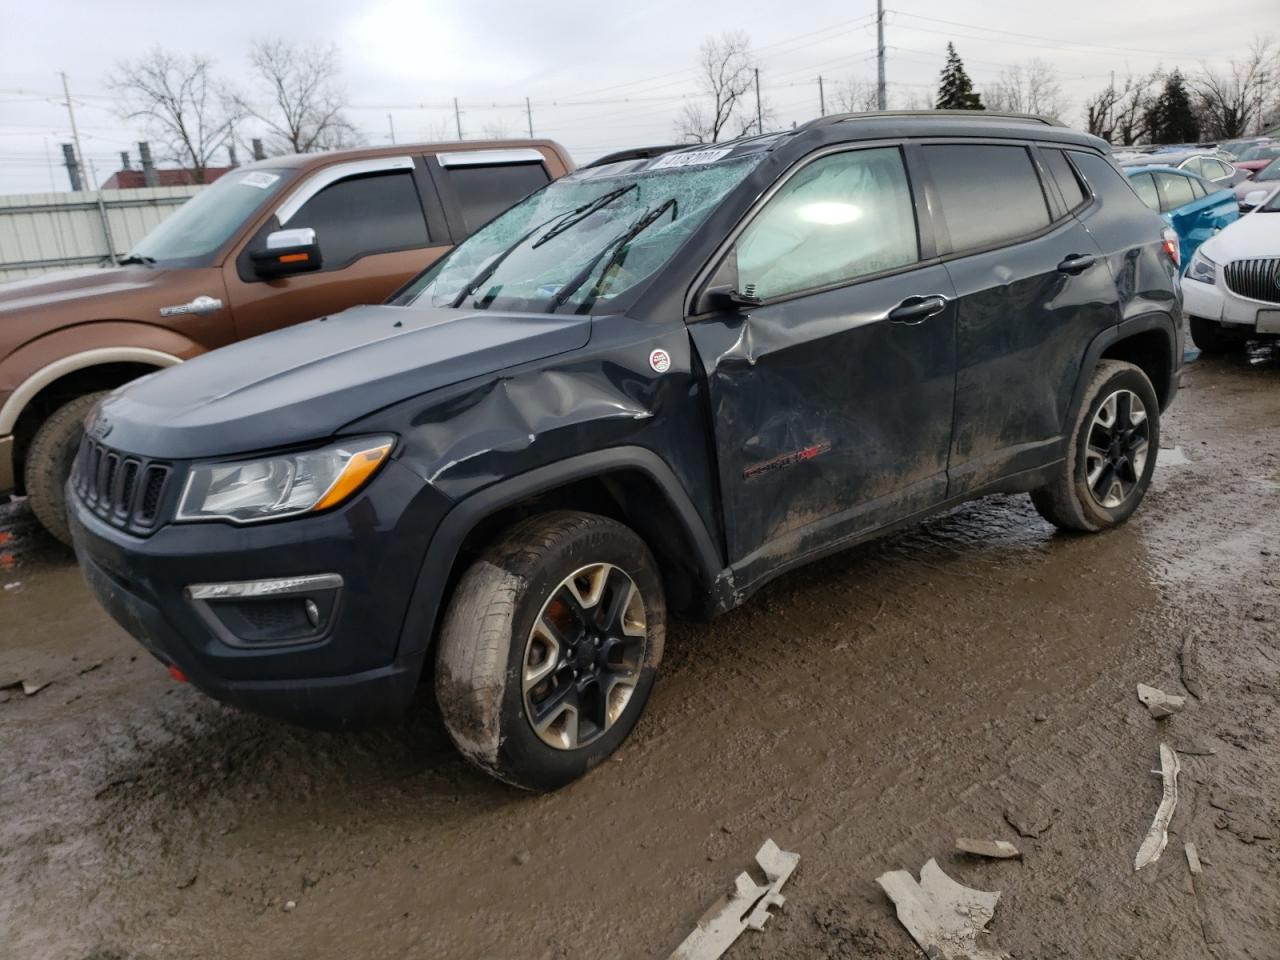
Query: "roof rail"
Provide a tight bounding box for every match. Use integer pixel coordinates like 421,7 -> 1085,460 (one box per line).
813,109 -> 1063,127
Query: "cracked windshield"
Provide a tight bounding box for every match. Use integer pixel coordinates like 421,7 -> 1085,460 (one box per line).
400,153 -> 763,313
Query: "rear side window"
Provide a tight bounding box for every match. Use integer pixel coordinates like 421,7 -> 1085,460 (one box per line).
445,162 -> 551,233
1069,151 -> 1156,217
1129,172 -> 1159,210
736,147 -> 919,300
924,144 -> 1050,253
1189,177 -> 1208,198
1154,172 -> 1195,212
1041,148 -> 1087,211
293,171 -> 428,270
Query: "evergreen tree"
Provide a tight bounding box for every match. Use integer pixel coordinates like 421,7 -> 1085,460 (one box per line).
936,43 -> 984,111
1145,70 -> 1199,144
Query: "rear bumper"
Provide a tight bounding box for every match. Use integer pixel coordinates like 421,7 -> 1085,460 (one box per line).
68,460 -> 449,729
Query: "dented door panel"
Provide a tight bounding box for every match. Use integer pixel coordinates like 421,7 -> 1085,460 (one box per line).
689,265 -> 957,579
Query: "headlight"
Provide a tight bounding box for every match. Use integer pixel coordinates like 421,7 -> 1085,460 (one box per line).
1186,250 -> 1217,284
176,436 -> 394,524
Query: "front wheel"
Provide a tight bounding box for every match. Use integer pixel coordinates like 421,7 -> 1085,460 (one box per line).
434,511 -> 666,791
24,392 -> 107,546
1031,360 -> 1160,533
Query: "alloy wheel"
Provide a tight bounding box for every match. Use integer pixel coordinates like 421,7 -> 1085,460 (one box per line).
1085,389 -> 1150,509
522,563 -> 647,750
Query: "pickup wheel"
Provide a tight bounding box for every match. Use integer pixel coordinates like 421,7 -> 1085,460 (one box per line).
1188,315 -> 1245,354
435,510 -> 665,791
24,392 -> 107,546
1031,360 -> 1160,533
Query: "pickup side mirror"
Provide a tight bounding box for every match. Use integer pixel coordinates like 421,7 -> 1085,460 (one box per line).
250,227 -> 322,279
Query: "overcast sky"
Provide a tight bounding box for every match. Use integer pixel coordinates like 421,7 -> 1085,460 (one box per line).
1,0 -> 1273,194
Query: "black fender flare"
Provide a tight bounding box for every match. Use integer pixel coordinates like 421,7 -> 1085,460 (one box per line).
1067,312 -> 1180,432
395,446 -> 727,661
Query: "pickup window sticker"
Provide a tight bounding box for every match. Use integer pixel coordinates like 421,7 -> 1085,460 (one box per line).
239,171 -> 280,189
650,148 -> 733,170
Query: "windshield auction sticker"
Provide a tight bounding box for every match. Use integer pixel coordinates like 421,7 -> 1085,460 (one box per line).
239,171 -> 281,189
650,148 -> 733,170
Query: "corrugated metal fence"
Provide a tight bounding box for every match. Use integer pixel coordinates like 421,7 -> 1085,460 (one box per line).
0,186 -> 201,283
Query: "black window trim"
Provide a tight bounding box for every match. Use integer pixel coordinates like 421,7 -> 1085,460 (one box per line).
686,139 -> 938,318
1032,144 -> 1091,219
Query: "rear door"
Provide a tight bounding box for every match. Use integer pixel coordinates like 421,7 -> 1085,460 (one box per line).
1158,172 -> 1237,265
687,144 -> 957,581
225,157 -> 445,340
923,141 -> 1121,496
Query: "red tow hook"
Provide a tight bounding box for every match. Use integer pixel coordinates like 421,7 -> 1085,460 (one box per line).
168,664 -> 189,683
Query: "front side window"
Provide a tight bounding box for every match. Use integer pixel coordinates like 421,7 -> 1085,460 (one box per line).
1129,172 -> 1159,210
735,147 -> 919,301
924,144 -> 1051,253
398,152 -> 764,314
1154,172 -> 1195,212
289,171 -> 428,271
129,168 -> 290,265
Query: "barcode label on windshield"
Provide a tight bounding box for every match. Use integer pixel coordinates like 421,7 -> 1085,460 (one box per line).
650,148 -> 732,170
239,171 -> 280,189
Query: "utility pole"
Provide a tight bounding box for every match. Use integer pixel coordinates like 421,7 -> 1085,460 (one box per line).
61,71 -> 116,264
876,0 -> 887,111
387,113 -> 396,144
454,97 -> 463,140
526,96 -> 534,138
754,67 -> 763,135
818,76 -> 826,117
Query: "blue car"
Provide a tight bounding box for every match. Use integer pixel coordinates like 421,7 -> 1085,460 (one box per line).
1125,166 -> 1238,272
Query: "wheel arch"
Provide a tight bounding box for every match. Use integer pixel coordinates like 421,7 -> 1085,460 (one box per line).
1072,313 -> 1180,428
397,447 -> 728,664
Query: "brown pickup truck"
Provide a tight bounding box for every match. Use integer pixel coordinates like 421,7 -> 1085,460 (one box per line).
0,139 -> 574,542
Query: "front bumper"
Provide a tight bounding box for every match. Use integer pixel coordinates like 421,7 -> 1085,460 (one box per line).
68,459 -> 448,728
1181,275 -> 1280,332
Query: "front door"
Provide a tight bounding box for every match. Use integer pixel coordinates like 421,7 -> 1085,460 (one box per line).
687,145 -> 957,587
224,159 -> 446,340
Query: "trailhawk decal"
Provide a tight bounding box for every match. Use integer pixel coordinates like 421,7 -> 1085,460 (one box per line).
743,441 -> 832,480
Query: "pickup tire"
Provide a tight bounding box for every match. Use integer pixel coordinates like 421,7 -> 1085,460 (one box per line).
24,392 -> 106,546
1188,315 -> 1244,354
434,510 -> 665,791
1031,360 -> 1160,533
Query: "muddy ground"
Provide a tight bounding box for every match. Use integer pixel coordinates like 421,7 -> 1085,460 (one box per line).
2,349 -> 1278,960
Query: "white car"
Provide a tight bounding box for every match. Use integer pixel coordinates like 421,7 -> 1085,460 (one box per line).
1182,184 -> 1280,353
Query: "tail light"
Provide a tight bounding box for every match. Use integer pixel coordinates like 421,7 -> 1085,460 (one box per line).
1161,227 -> 1180,268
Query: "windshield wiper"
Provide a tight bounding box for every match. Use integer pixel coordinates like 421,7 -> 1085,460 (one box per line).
546,198 -> 678,314
117,254 -> 155,266
531,183 -> 638,249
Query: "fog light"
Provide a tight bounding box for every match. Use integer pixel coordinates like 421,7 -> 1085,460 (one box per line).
304,598 -> 321,628
185,574 -> 342,648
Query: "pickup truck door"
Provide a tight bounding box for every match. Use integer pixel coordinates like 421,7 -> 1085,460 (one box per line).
223,156 -> 449,340
686,145 -> 957,587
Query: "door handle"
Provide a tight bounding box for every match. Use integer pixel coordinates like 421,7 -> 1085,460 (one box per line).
1057,253 -> 1097,274
887,295 -> 948,324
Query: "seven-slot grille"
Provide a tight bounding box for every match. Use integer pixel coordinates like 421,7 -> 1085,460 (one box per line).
1223,258 -> 1280,305
73,436 -> 171,532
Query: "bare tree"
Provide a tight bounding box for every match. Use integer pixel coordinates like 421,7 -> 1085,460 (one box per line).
675,32 -> 758,143
983,59 -> 1067,120
1193,39 -> 1278,139
240,39 -> 361,154
833,77 -> 880,113
1084,72 -> 1160,144
108,48 -> 239,182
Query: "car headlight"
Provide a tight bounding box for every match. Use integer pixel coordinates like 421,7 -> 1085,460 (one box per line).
1186,250 -> 1217,284
176,436 -> 394,524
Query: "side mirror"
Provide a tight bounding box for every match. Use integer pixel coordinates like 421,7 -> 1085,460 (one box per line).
251,227 -> 322,279
1241,189 -> 1267,211
696,247 -> 762,313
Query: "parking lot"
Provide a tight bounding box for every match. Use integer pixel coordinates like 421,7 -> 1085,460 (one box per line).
2,347 -> 1276,959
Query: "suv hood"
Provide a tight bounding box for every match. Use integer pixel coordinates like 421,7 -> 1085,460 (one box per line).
98,304 -> 592,459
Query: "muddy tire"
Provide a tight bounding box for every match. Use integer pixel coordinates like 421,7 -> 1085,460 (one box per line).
1031,360 -> 1160,533
434,510 -> 665,791
1189,315 -> 1243,354
24,392 -> 106,546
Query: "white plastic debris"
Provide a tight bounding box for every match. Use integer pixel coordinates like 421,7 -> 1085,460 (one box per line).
956,838 -> 1021,859
877,858 -> 1010,960
669,839 -> 799,960
1184,842 -> 1202,876
1135,743 -> 1180,871
1137,683 -> 1186,719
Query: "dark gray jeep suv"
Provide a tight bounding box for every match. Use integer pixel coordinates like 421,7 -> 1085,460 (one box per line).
69,112 -> 1182,790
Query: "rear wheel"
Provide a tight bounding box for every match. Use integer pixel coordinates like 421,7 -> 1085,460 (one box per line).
24,392 -> 106,546
1189,315 -> 1245,354
1031,360 -> 1160,533
434,511 -> 665,791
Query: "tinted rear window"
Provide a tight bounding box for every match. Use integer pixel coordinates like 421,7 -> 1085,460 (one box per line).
1041,148 -> 1087,211
1070,151 -> 1154,216
924,144 -> 1050,253
446,162 -> 551,233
